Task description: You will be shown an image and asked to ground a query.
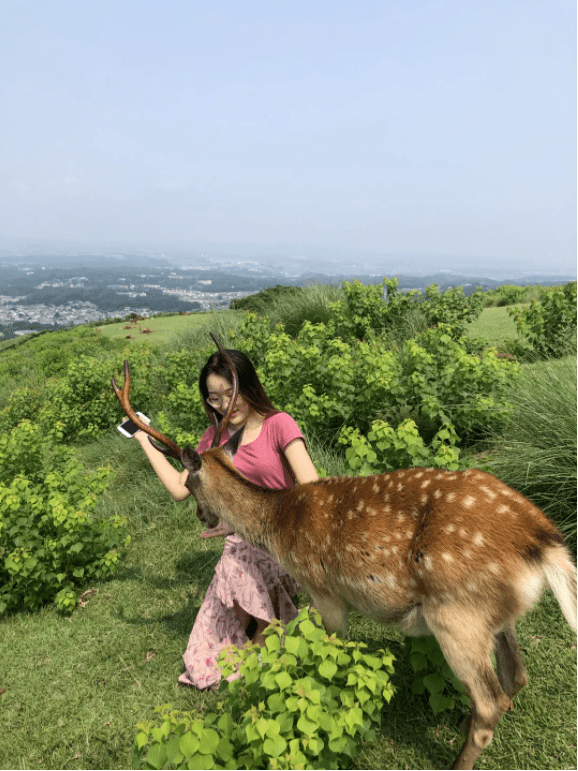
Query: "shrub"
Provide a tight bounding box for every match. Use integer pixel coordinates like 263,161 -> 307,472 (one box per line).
231,314 -> 517,448
133,607 -> 395,770
0,421 -> 128,616
407,636 -> 470,715
508,281 -> 577,358
339,419 -> 462,476
230,285 -> 304,314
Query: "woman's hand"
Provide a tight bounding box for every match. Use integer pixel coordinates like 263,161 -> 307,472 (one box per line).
200,523 -> 235,538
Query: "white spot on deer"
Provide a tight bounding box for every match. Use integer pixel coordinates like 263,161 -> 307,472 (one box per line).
441,552 -> 454,563
446,492 -> 456,503
381,547 -> 390,558
406,529 -> 413,539
444,523 -> 456,534
487,562 -> 500,575
463,495 -> 476,508
433,489 -> 443,500
414,471 -> 424,480
473,532 -> 485,547
372,482 -> 380,493
420,494 -> 429,504
347,510 -> 355,519
497,504 -> 511,515
390,545 -> 399,556
326,493 -> 335,503
481,486 -> 497,500
463,548 -> 473,559
420,478 -> 432,489
423,554 -> 433,571
384,504 -> 392,514
459,527 -> 468,538
397,482 -> 403,492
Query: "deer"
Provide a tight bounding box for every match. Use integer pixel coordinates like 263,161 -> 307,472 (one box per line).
112,336 -> 577,771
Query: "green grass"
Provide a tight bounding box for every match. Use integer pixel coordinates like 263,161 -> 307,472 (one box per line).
1,434 -> 576,770
483,355 -> 577,552
465,305 -> 526,349
97,310 -> 241,347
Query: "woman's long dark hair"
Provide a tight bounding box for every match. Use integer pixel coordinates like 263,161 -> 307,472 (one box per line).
199,349 -> 279,425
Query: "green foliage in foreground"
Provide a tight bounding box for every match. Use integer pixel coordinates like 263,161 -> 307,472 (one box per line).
0,421 -> 128,616
407,637 -> 470,716
134,608 -> 395,770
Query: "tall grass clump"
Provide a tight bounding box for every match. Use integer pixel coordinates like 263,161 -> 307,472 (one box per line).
263,283 -> 343,337
487,356 -> 577,553
164,309 -> 243,352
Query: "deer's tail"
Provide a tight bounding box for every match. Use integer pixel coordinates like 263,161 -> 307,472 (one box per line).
542,544 -> 577,632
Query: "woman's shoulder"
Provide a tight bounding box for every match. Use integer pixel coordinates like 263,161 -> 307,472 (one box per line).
263,412 -> 304,442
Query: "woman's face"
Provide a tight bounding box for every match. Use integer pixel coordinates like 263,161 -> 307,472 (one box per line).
205,373 -> 252,428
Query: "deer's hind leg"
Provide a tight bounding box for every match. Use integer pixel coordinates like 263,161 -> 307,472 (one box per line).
493,622 -> 528,700
422,605 -> 513,770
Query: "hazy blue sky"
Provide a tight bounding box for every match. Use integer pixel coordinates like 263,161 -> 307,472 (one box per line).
1,0 -> 576,272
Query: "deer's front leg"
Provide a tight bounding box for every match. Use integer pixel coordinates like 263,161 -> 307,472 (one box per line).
309,593 -> 349,637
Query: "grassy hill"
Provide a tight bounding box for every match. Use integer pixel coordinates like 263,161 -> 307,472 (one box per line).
0,290 -> 575,770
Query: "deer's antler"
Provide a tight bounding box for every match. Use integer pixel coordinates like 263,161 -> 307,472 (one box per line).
111,360 -> 182,460
209,333 -> 239,448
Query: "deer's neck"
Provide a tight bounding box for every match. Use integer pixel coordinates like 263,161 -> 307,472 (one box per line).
201,473 -> 283,553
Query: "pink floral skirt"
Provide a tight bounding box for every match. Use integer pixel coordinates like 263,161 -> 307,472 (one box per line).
178,535 -> 300,690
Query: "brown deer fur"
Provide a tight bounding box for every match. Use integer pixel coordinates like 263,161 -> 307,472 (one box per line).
181,438 -> 577,771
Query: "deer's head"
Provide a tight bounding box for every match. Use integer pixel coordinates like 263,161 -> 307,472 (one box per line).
111,332 -> 240,460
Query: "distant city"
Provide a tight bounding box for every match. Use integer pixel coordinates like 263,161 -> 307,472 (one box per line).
0,247 -> 575,341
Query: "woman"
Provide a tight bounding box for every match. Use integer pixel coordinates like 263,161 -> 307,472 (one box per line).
134,348 -> 318,689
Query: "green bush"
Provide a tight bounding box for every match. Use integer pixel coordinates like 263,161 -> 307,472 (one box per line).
231,314 -> 516,447
407,636 -> 470,715
508,281 -> 577,358
0,421 -> 128,616
133,607 -> 395,770
230,285 -> 304,314
339,419 -> 462,475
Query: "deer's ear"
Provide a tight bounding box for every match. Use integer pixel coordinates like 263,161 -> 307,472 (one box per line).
181,446 -> 202,474
223,425 -> 245,457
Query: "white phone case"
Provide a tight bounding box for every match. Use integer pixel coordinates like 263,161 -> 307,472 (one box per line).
117,412 -> 150,438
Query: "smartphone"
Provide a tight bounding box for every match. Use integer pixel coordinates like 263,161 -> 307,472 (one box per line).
117,412 -> 150,438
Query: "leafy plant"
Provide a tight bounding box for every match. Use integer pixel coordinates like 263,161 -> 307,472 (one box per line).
133,607 -> 395,770
0,421 -> 128,616
407,636 -> 470,715
508,281 -> 577,358
339,419 -> 462,476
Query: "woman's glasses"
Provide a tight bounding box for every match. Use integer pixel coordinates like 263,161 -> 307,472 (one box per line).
206,389 -> 235,409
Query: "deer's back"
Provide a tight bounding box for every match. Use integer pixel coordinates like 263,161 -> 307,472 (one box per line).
269,467 -> 564,617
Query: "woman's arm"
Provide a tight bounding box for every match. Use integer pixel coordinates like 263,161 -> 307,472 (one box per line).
283,438 -> 319,485
134,430 -> 191,501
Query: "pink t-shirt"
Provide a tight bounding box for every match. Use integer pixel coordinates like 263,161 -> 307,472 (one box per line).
196,412 -> 305,490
